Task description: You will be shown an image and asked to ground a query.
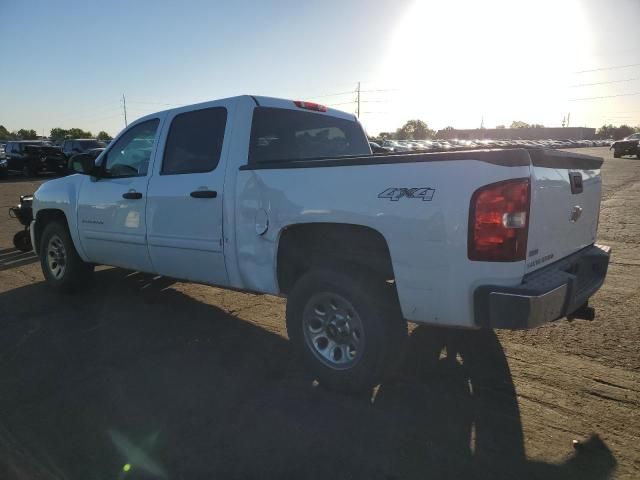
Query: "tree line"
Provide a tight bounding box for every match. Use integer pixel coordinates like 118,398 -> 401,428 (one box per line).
0,125 -> 113,142
596,124 -> 638,140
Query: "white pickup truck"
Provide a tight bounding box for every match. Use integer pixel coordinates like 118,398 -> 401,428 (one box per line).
31,95 -> 610,392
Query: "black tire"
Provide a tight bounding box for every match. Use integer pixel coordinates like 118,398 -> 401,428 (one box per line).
286,268 -> 407,393
39,220 -> 93,292
0,169 -> 7,180
613,152 -> 621,158
13,230 -> 32,252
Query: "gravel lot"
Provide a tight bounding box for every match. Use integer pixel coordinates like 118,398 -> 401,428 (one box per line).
0,147 -> 638,479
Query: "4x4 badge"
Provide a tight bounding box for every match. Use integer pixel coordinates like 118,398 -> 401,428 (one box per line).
378,187 -> 435,202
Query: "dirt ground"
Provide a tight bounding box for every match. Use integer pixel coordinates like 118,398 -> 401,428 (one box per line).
0,147 -> 638,480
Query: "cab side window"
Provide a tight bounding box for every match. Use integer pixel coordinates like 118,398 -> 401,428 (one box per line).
161,107 -> 227,175
103,119 -> 159,178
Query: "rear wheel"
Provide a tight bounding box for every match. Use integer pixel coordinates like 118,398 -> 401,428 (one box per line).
39,221 -> 93,292
286,268 -> 407,393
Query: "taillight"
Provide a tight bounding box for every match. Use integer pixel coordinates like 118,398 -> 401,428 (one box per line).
468,178 -> 530,262
293,100 -> 328,112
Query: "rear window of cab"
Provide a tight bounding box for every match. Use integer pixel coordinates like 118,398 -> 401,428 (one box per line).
249,107 -> 370,164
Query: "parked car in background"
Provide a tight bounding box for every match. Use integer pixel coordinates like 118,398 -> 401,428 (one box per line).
5,140 -> 68,177
610,133 -> 640,158
0,144 -> 7,179
61,139 -> 106,159
369,142 -> 392,154
381,140 -> 411,152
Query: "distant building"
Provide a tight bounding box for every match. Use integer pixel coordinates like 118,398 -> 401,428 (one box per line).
436,127 -> 596,140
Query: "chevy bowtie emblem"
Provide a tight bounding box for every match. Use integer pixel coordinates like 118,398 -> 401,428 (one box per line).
570,206 -> 583,222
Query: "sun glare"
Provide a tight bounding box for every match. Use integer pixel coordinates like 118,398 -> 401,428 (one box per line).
368,0 -> 592,134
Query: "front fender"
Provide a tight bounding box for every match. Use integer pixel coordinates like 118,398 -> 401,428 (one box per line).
33,175 -> 87,260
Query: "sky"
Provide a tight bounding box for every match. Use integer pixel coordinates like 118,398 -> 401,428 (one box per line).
1,0 -> 639,137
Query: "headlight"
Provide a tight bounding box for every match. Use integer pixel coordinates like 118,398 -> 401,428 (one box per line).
0,159 -> 7,167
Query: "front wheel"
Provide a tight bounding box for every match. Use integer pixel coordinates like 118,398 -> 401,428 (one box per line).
286,268 -> 407,393
39,221 -> 93,292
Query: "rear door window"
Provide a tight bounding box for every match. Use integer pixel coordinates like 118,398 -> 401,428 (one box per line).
249,107 -> 370,164
161,107 -> 227,175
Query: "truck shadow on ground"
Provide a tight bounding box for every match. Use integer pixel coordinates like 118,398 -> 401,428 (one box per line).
0,268 -> 616,480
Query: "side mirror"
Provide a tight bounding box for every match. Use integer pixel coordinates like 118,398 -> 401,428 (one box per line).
69,153 -> 99,176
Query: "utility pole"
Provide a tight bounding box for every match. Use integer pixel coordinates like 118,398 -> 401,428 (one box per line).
567,112 -> 570,128
122,94 -> 128,127
356,81 -> 361,118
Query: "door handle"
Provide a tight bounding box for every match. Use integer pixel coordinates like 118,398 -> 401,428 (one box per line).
122,191 -> 143,200
190,190 -> 217,198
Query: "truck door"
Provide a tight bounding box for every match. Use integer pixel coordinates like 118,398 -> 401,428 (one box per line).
76,118 -> 161,272
145,104 -> 230,286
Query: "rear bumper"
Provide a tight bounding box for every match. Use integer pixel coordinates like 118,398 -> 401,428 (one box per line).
474,244 -> 611,329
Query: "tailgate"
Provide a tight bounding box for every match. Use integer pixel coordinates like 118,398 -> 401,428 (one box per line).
525,149 -> 603,273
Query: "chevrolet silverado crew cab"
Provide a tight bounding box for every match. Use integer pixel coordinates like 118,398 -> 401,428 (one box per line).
31,95 -> 610,392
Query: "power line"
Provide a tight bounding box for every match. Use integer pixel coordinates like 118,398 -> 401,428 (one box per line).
326,100 -> 357,107
304,87 -> 398,102
573,62 -> 640,74
305,90 -> 355,100
126,99 -> 183,107
360,89 -> 399,93
569,92 -> 640,101
568,77 -> 640,88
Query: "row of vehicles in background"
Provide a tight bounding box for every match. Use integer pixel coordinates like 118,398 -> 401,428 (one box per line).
0,134 -> 634,180
0,139 -> 107,179
369,137 -> 614,153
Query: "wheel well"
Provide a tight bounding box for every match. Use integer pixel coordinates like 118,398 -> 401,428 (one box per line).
276,223 -> 395,294
34,209 -> 68,253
